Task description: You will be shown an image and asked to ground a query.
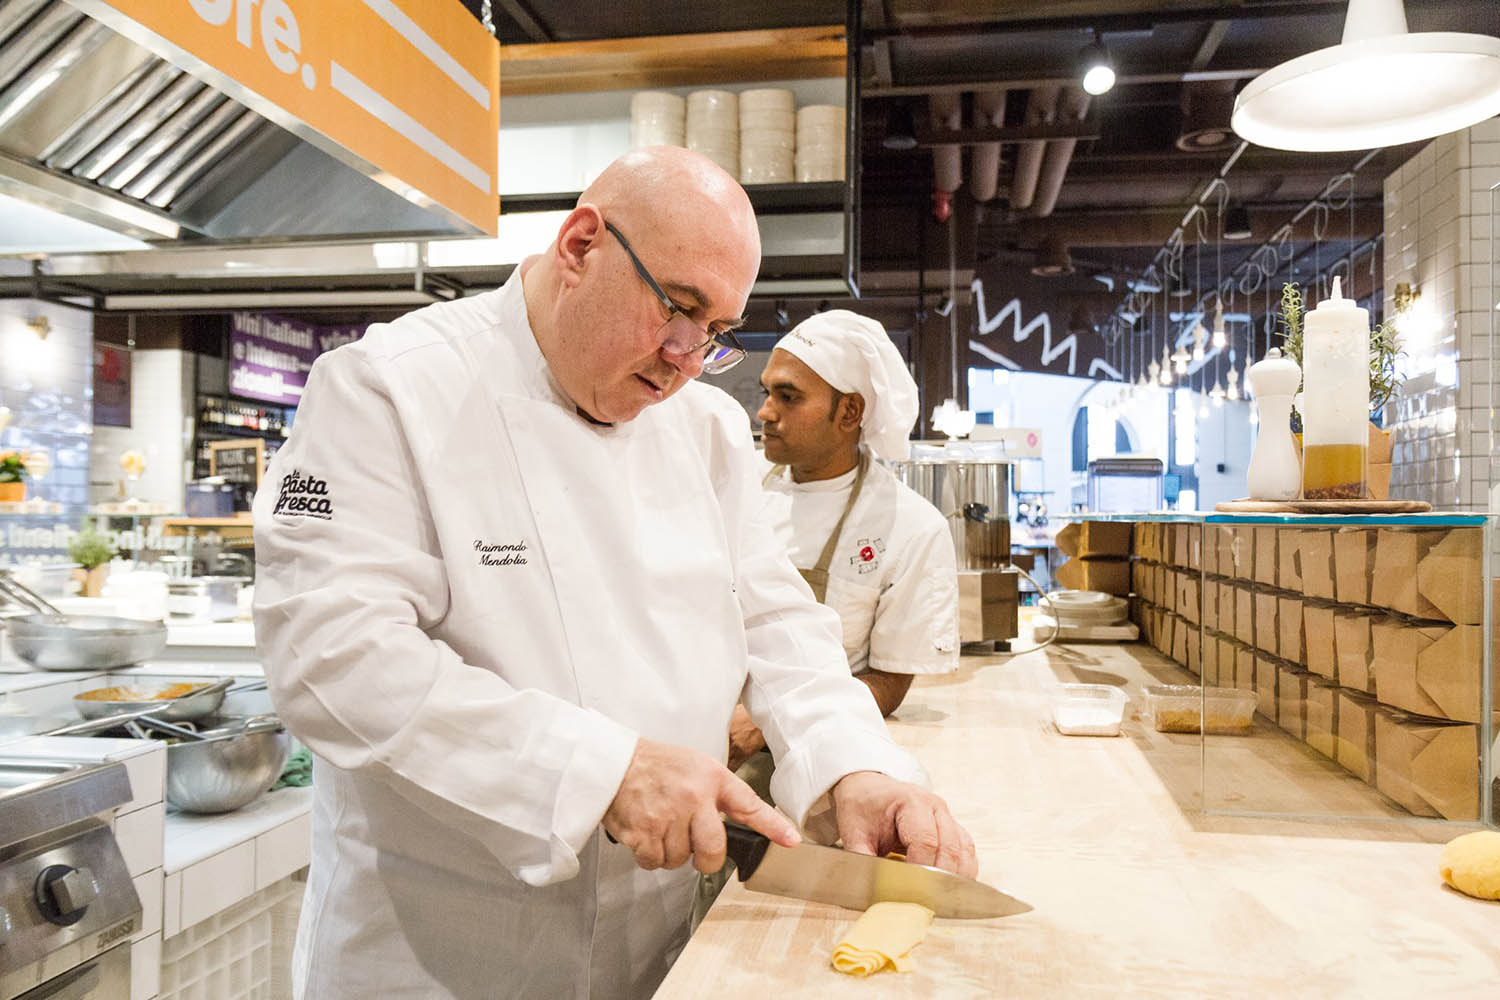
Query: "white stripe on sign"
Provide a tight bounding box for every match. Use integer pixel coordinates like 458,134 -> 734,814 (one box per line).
329,61 -> 491,194
360,0 -> 490,110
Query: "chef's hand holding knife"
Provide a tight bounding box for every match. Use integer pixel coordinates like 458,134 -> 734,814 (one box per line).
604,737 -> 800,874
603,740 -> 978,879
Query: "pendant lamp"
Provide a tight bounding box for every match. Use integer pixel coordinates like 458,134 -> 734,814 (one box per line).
1232,0 -> 1500,152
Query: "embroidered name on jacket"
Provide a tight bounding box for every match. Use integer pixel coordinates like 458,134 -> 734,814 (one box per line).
273,470 -> 333,519
474,538 -> 529,566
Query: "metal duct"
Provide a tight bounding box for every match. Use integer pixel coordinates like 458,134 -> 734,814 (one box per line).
1010,86 -> 1058,212
122,100 -> 245,203
72,74 -> 206,181
929,92 -> 962,194
0,14 -> 113,132
98,86 -> 223,190
41,61 -> 181,168
970,88 -> 1006,203
0,0 -> 53,48
1032,88 -> 1090,218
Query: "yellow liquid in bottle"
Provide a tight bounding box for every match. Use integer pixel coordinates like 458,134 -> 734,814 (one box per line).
1302,444 -> 1367,500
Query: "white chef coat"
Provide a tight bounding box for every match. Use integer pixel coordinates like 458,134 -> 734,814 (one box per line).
760,454 -> 959,676
252,268 -> 927,1000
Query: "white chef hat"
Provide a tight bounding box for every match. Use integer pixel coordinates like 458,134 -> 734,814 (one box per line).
774,310 -> 918,461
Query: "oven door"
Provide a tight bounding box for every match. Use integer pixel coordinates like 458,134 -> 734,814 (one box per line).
15,943 -> 130,1000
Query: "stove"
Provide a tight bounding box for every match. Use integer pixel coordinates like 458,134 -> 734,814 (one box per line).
0,759 -> 141,1000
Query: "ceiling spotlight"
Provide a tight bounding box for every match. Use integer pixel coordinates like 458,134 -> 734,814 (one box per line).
1223,204 -> 1253,240
1079,33 -> 1116,96
935,294 -> 955,317
1169,274 -> 1194,299
774,300 -> 789,329
882,103 -> 919,151
1030,237 -> 1075,277
1175,80 -> 1238,151
1231,0 -> 1500,152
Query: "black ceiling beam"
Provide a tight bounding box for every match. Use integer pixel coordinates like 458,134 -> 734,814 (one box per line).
861,2 -> 1348,40
494,0 -> 553,42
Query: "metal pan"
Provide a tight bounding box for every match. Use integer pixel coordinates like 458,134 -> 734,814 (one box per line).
0,573 -> 167,670
73,677 -> 234,723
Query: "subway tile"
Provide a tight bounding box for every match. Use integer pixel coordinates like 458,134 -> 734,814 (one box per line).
1471,119 -> 1500,144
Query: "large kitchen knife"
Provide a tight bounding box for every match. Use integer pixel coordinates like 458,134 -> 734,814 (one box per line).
723,821 -> 1031,919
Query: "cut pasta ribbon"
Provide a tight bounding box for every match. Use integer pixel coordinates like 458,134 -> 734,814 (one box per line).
830,901 -> 935,976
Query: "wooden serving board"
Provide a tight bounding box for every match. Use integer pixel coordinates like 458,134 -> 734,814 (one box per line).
1214,498 -> 1431,514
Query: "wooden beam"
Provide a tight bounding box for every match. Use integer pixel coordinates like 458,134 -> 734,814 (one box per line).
500,26 -> 847,96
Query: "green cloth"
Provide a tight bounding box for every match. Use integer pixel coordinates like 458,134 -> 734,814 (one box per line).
272,747 -> 313,790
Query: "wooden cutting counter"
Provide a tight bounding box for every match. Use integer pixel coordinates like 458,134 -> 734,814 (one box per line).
658,638 -> 1500,998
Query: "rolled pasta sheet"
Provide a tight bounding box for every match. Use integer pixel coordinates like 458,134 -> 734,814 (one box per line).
830,901 -> 935,976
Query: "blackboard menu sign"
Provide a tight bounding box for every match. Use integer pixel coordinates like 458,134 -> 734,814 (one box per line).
208,438 -> 265,512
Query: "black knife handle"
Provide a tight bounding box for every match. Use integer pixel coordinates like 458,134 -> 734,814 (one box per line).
724,821 -> 770,880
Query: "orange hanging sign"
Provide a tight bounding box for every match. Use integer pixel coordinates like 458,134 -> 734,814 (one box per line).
71,0 -> 499,234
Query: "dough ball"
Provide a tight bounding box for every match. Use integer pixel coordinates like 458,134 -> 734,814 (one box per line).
1438,830 -> 1500,901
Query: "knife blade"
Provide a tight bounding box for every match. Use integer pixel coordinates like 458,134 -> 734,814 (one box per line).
723,821 -> 1031,919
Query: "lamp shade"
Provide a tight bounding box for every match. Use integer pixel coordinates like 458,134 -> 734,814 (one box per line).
1232,0 -> 1500,152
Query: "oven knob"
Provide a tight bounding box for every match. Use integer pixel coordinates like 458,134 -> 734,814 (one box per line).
35,865 -> 98,926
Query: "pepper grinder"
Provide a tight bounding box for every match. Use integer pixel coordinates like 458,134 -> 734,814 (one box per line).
1245,347 -> 1302,501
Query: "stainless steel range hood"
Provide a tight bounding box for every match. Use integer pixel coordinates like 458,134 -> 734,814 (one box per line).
0,0 -> 469,246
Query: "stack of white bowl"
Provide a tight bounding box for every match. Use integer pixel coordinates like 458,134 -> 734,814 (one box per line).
685,89 -> 739,176
738,88 -> 795,185
630,91 -> 686,150
795,104 -> 845,182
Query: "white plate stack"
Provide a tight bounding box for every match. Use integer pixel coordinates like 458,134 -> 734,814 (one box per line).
630,91 -> 685,150
685,89 -> 739,177
795,104 -> 845,182
738,88 -> 795,185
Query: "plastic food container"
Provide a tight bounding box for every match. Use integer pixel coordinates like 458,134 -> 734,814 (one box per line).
1051,683 -> 1129,737
1143,685 -> 1257,734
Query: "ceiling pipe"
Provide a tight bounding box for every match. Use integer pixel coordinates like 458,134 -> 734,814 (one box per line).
969,88 -> 1007,202
929,92 -> 962,222
1032,88 -> 1091,218
1009,86 -> 1058,212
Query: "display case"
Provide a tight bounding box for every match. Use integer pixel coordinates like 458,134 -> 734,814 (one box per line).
1068,510 -> 1497,830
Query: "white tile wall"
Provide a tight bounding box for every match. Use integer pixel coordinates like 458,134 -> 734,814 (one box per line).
0,299 -> 93,560
1383,124 -> 1500,510
90,349 -> 193,510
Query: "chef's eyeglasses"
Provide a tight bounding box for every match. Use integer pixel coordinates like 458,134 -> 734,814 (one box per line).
603,220 -> 748,375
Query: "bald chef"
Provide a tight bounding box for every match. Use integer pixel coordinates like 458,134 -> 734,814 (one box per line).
729,311 -> 959,771
253,147 -> 976,1000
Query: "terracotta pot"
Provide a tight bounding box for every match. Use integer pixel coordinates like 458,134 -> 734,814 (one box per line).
0,481 -> 23,502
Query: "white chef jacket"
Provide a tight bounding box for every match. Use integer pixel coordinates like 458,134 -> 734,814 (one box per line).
252,269 -> 927,1000
760,455 -> 959,676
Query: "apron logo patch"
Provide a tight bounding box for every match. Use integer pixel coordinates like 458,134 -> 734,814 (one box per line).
273,470 -> 333,519
849,537 -> 885,574
474,538 -> 529,567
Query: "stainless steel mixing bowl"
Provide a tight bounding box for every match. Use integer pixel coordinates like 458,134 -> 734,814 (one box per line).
164,717 -> 291,814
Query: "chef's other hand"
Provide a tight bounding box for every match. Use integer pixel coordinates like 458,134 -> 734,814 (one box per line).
604,737 -> 799,874
726,703 -> 766,772
831,770 -> 978,879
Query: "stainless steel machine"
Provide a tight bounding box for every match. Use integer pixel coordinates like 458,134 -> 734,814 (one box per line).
888,444 -> 1019,644
0,759 -> 141,999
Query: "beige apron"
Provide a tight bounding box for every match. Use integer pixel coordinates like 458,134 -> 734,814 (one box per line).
762,453 -> 869,603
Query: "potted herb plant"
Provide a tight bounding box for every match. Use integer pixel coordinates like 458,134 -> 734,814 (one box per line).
68,521 -> 115,598
0,451 -> 26,503
1278,282 -> 1405,499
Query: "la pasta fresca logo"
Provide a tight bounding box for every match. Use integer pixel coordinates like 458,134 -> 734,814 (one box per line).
273,469 -> 333,519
